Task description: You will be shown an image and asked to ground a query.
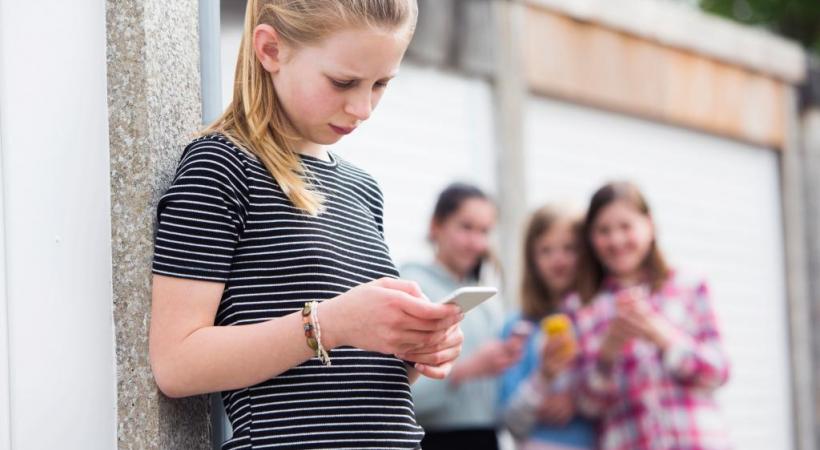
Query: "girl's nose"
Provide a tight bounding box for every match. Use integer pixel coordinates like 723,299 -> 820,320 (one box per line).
345,91 -> 372,121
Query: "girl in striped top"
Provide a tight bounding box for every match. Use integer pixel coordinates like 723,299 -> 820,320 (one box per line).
148,1 -> 464,449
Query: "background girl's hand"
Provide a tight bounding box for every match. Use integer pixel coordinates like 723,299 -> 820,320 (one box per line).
599,313 -> 638,367
476,337 -> 526,375
622,298 -> 678,350
448,336 -> 525,386
539,334 -> 576,380
321,278 -> 463,356
536,392 -> 575,425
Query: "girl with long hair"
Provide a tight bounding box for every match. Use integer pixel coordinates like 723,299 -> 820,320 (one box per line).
402,182 -> 523,450
148,2 -> 464,448
498,205 -> 597,450
574,181 -> 731,449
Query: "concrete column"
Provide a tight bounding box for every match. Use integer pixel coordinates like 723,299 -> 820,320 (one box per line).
105,1 -> 209,448
491,0 -> 528,305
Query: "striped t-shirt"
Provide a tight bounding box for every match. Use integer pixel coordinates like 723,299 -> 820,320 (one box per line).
152,134 -> 424,449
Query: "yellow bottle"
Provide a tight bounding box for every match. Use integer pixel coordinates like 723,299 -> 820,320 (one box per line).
541,313 -> 576,357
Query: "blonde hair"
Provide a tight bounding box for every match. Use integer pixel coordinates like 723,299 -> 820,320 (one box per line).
205,0 -> 418,215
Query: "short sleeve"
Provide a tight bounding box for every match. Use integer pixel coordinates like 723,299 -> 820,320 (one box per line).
365,177 -> 386,236
152,139 -> 249,282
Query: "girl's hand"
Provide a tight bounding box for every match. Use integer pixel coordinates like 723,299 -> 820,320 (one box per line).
599,314 -> 639,367
621,298 -> 678,350
536,392 -> 574,426
321,278 -> 464,356
539,335 -> 576,380
399,323 -> 464,379
599,287 -> 651,365
448,336 -> 525,386
477,337 -> 526,375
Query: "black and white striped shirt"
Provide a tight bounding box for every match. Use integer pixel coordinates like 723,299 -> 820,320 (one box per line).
152,134 -> 424,449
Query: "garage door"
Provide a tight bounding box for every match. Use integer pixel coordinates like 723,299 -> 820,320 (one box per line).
335,63 -> 497,266
525,96 -> 793,450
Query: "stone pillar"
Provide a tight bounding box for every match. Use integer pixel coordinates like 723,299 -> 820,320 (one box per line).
491,0 -> 528,305
105,1 -> 210,448
798,57 -> 820,450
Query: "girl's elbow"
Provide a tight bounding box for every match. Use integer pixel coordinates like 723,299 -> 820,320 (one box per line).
154,376 -> 187,399
150,353 -> 189,399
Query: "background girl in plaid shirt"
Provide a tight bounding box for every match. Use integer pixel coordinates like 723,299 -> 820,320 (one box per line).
572,181 -> 732,450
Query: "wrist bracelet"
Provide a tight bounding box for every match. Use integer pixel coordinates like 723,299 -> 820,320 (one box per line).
301,302 -> 318,350
302,301 -> 331,366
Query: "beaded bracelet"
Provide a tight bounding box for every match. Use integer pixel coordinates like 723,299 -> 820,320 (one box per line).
301,302 -> 318,350
302,301 -> 331,366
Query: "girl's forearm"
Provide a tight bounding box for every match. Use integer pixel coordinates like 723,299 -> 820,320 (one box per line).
152,311 -> 315,398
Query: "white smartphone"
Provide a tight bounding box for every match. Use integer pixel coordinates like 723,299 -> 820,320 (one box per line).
436,286 -> 498,314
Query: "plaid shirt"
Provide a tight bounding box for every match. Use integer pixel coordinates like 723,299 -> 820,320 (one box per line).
573,272 -> 731,450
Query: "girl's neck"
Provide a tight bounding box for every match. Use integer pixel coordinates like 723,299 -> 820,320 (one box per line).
547,286 -> 569,305
295,139 -> 330,162
434,254 -> 468,283
613,270 -> 645,288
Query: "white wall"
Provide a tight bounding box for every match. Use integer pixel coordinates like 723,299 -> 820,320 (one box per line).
525,96 -> 793,450
0,88 -> 8,450
0,1 -> 116,449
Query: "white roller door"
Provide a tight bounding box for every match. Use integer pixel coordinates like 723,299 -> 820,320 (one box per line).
334,64 -> 497,266
525,96 -> 793,450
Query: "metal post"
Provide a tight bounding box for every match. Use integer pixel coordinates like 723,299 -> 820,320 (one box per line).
199,1 -> 232,448
200,0 -> 222,125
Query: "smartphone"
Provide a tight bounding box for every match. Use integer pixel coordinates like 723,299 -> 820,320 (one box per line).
436,286 -> 498,314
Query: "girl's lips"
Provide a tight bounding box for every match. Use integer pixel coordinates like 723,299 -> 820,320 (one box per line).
330,124 -> 355,135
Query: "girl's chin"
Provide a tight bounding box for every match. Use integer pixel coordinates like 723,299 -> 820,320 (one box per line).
547,281 -> 571,294
457,259 -> 481,275
606,260 -> 641,276
313,134 -> 342,145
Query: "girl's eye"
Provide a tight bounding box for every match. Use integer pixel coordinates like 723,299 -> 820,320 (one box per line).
331,79 -> 356,89
374,81 -> 389,89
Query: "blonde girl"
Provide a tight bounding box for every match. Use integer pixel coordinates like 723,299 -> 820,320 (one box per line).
148,1 -> 464,449
498,205 -> 597,450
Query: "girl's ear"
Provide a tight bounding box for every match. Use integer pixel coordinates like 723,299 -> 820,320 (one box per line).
428,219 -> 440,244
253,24 -> 284,73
